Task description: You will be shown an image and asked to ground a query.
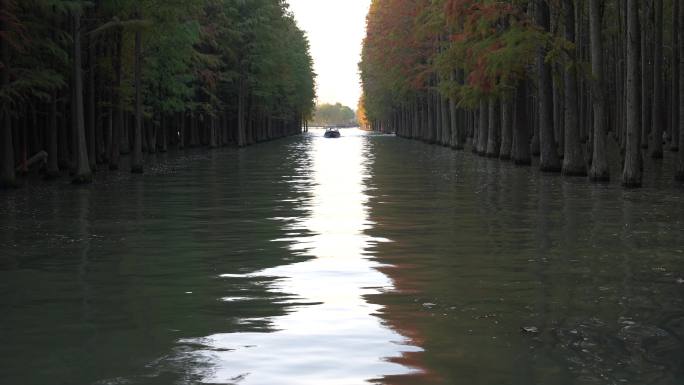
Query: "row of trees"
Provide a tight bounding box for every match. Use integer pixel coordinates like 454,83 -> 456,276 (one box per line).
360,0 -> 683,187
0,0 -> 316,188
310,102 -> 357,127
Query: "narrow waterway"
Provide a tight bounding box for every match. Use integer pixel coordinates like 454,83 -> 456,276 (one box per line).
1,129 -> 683,385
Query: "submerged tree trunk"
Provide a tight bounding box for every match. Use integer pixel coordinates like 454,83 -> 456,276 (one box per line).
159,115 -> 168,152
450,99 -> 462,150
477,100 -> 489,155
178,111 -> 185,149
131,26 -> 143,174
46,93 -> 60,178
146,120 -> 156,154
209,115 -> 217,148
562,0 -> 586,176
441,93 -> 450,145
537,0 -> 561,172
512,81 -> 531,165
71,10 -> 92,184
237,78 -> 247,147
500,98 -> 512,160
623,0 -> 642,187
530,94 -> 540,156
588,0 -> 609,181
486,98 -> 500,157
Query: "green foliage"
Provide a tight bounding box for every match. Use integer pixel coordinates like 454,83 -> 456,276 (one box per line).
2,0 -> 315,121
311,103 -> 356,126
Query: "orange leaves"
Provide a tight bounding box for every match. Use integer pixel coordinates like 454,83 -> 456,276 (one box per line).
363,0 -> 431,93
362,0 -> 543,117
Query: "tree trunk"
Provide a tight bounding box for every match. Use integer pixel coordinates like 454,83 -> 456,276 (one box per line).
427,90 -> 435,143
450,98 -> 462,149
46,94 -> 60,178
96,51 -> 105,164
238,79 -> 247,147
641,0 -> 653,149
0,0 -> 13,188
209,115 -> 217,148
46,11 -> 60,178
500,98 -> 512,160
513,80 -> 531,165
471,108 -> 478,151
189,112 -> 199,147
109,28 -> 122,170
486,98 -> 500,157
104,109 -> 111,163
677,0 -> 684,180
477,99 -> 489,155
623,0 -> 642,187
434,93 -> 440,143
160,115 -> 168,152
178,112 -> 185,149
562,0 -> 586,176
86,34 -> 96,171
537,0 -> 561,172
131,26 -> 143,174
531,94 -> 540,155
441,93 -> 450,145
71,10 -> 92,184
671,0 -> 680,152
59,103 -> 70,169
149,121 -> 157,153
649,0 -> 663,158
588,0 -> 609,181
119,115 -> 130,154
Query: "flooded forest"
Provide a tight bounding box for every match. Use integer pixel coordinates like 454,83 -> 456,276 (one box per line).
1,1 -> 684,385
0,0 -> 315,187
360,0 -> 684,188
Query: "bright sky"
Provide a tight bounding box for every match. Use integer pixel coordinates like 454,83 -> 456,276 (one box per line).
287,0 -> 371,111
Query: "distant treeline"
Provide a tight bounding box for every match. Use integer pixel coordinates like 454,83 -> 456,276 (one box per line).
310,103 -> 357,127
0,0 -> 316,187
360,0 -> 683,187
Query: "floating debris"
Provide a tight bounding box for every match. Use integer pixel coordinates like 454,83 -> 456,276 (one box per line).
521,326 -> 540,335
422,302 -> 436,309
676,278 -> 684,284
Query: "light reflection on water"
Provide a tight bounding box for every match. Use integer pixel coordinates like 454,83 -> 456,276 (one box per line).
178,129 -> 421,384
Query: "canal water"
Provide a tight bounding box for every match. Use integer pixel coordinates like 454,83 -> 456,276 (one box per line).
1,129 -> 683,385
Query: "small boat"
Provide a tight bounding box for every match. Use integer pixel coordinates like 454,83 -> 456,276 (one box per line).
324,128 -> 341,138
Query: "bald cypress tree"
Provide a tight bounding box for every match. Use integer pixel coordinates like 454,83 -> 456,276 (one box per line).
71,8 -> 92,184
649,0 -> 664,159
562,0 -> 586,176
623,0 -> 642,187
677,0 -> 684,181
130,16 -> 143,174
0,0 -> 14,188
671,0 -> 680,152
588,0 -> 609,181
537,0 -> 561,172
486,97 -> 500,157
